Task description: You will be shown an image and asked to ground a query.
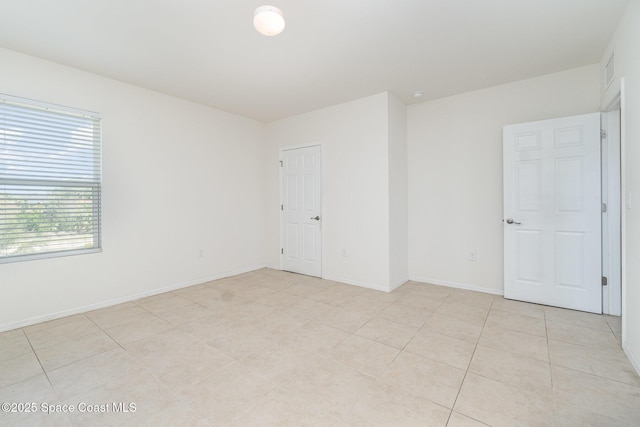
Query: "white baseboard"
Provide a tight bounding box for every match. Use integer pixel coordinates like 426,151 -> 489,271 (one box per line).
322,274 -> 393,293
267,266 -> 398,293
389,276 -> 410,292
623,341 -> 640,377
409,276 -> 504,296
0,264 -> 266,333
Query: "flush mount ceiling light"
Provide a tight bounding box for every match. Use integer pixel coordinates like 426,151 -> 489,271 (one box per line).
253,5 -> 285,36
412,90 -> 424,98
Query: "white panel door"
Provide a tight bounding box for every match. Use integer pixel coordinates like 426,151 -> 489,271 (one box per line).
281,145 -> 322,277
503,113 -> 601,313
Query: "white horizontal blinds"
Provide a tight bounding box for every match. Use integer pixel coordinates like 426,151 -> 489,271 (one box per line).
0,95 -> 101,262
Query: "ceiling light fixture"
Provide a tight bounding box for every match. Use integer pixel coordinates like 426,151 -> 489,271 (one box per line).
412,90 -> 424,98
253,5 -> 285,36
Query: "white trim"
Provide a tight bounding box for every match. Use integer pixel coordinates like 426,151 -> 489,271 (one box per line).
278,152 -> 283,271
601,115 -> 609,313
266,270 -> 408,293
0,264 -> 266,333
601,106 -> 622,316
280,141 -> 324,152
390,276 -> 410,292
322,274 -> 393,293
0,247 -> 102,265
409,276 -> 504,296
266,262 -> 281,270
623,341 -> 640,377
620,78 -> 627,344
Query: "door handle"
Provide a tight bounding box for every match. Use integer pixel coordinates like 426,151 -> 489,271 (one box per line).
310,216 -> 320,220
505,218 -> 521,225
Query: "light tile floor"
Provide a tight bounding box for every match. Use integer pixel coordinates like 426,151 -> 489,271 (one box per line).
1,268 -> 639,426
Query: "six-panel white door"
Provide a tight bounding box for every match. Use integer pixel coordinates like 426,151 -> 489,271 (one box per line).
281,145 -> 322,277
503,113 -> 601,313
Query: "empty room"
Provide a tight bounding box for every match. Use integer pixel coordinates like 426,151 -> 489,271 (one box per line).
1,1 -> 639,426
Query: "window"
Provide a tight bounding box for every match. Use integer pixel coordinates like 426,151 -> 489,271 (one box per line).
0,94 -> 102,263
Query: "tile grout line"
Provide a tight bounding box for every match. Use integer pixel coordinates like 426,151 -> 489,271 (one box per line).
544,309 -> 553,388
20,326 -> 56,392
241,280 -> 366,425
372,296 -> 437,371
18,327 -> 74,426
544,307 -> 560,426
546,312 -> 640,388
22,314 -> 105,379
444,295 -> 493,426
83,312 -> 130,354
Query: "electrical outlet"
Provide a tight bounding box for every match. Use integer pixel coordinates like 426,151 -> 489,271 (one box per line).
342,249 -> 348,257
468,251 -> 477,262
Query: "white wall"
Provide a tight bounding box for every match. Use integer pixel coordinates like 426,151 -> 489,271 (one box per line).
407,64 -> 601,293
388,94 -> 408,288
0,40 -> 621,334
601,0 -> 640,374
265,93 -> 393,290
0,48 -> 266,331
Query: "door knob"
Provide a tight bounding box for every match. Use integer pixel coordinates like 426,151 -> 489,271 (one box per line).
505,218 -> 521,225
310,216 -> 320,220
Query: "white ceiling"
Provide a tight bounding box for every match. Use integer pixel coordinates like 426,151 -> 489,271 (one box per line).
0,0 -> 629,122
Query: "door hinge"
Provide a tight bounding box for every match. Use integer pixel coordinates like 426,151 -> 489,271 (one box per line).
602,276 -> 608,286
600,129 -> 608,140
281,204 -> 283,211
602,203 -> 607,213
279,160 -> 283,167
281,248 -> 284,254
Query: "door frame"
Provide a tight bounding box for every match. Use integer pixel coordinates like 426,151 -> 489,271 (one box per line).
279,142 -> 324,277
601,98 -> 622,316
618,78 -> 628,344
